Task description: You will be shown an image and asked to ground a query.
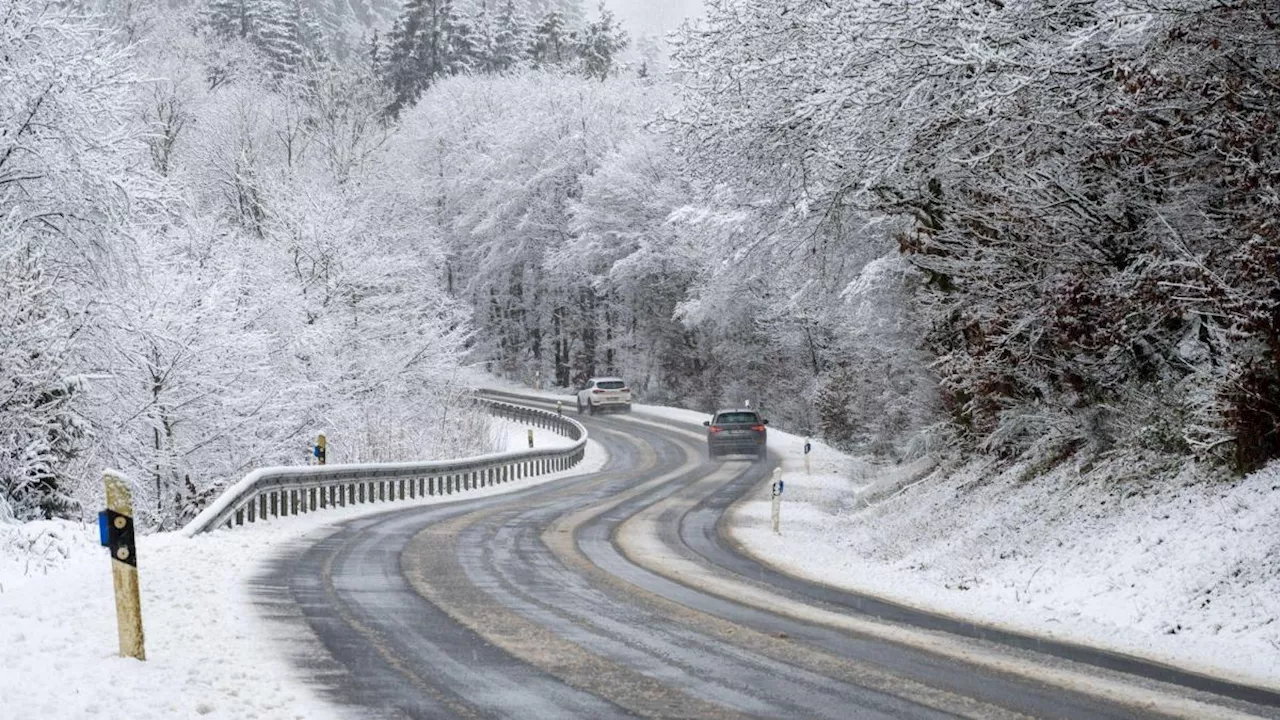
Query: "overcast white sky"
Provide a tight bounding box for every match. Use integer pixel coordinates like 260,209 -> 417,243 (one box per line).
603,0 -> 703,37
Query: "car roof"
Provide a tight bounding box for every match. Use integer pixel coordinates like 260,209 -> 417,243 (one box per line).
589,377 -> 625,383
714,408 -> 759,415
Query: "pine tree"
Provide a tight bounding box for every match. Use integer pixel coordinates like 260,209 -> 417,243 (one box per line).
382,0 -> 436,115
530,9 -> 568,66
202,0 -> 324,78
469,1 -> 498,73
204,0 -> 256,40
577,2 -> 626,80
491,0 -> 530,71
440,0 -> 478,75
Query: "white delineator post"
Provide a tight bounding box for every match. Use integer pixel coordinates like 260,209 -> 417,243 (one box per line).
770,468 -> 784,535
528,428 -> 534,448
103,471 -> 146,660
804,438 -> 812,475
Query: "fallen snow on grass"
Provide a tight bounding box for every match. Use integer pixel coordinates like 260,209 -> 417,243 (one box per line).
0,439 -> 607,719
490,416 -> 576,451
731,439 -> 1280,690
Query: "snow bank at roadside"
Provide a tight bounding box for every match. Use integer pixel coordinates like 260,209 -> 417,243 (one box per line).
490,417 -> 576,451
1,435 -> 607,720
730,437 -> 1280,690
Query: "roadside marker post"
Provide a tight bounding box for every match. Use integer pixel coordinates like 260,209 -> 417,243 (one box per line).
804,438 -> 812,475
556,400 -> 563,416
313,433 -> 327,465
102,471 -> 146,660
528,429 -> 535,448
770,468 -> 784,535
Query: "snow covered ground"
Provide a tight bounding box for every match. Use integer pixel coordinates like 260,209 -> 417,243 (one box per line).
730,434 -> 1280,691
0,420 -> 604,720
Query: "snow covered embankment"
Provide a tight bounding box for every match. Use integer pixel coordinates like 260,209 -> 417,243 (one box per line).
0,420 -> 602,720
730,436 -> 1280,691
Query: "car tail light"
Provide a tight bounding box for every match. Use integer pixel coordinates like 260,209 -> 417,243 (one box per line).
708,426 -> 723,433
592,389 -> 606,394
621,387 -> 630,393
751,424 -> 766,432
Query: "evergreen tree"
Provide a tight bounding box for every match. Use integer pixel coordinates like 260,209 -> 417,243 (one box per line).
577,2 -> 626,80
530,9 -> 568,66
382,0 -> 437,115
491,0 -> 530,71
383,0 -> 493,114
202,0 -> 324,78
468,1 -> 499,73
440,0 -> 478,75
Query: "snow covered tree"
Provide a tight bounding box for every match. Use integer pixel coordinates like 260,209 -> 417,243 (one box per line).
529,9 -> 569,66
0,244 -> 87,520
670,0 -> 1280,469
202,0 -> 329,78
490,0 -> 531,71
0,1 -> 145,519
576,2 -> 626,80
398,72 -> 662,387
382,0 -> 468,114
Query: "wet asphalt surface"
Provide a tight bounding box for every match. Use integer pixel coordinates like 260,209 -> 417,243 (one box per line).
255,400 -> 1280,719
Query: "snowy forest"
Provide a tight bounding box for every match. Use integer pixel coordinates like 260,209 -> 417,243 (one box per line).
3,0 -> 1277,528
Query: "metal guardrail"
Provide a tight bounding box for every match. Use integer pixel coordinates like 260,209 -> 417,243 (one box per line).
182,398 -> 586,536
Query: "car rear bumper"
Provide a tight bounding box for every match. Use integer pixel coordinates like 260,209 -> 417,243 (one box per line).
708,436 -> 766,454
590,399 -> 631,410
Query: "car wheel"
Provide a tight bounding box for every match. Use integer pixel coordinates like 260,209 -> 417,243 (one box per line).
588,402 -> 597,415
576,400 -> 583,414
708,447 -> 718,459
757,447 -> 768,460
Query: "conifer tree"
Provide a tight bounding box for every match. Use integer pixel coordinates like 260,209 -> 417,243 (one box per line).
492,0 -> 530,71
530,9 -> 568,66
577,2 -> 626,80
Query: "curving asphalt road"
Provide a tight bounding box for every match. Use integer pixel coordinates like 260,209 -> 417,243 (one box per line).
255,397 -> 1280,719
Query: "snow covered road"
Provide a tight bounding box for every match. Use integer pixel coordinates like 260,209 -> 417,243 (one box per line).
254,393 -> 1280,719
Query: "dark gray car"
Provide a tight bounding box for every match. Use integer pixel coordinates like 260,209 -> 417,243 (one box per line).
704,410 -> 768,459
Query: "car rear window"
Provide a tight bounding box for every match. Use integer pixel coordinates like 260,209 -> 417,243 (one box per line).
715,412 -> 759,425
597,381 -> 626,390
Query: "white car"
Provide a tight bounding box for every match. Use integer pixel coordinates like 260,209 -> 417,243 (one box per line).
576,377 -> 632,414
